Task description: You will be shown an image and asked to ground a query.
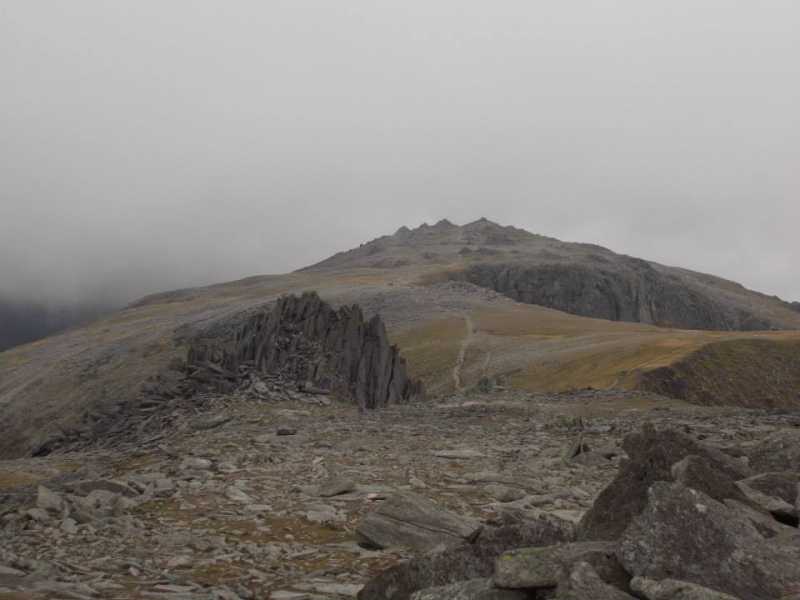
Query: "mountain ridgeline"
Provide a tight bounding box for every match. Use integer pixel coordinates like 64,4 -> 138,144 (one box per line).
2,218 -> 799,460
306,218 -> 800,332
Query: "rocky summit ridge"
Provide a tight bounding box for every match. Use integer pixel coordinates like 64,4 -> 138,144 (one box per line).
306,218 -> 800,332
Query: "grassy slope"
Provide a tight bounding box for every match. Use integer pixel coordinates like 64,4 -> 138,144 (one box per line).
389,297 -> 800,401
638,338 -> 800,408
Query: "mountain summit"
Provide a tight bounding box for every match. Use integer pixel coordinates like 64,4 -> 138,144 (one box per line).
306,218 -> 800,332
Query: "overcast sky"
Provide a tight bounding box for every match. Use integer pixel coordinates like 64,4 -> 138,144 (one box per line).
1,2 -> 798,306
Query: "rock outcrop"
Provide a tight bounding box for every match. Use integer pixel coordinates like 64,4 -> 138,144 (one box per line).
186,292 -> 423,408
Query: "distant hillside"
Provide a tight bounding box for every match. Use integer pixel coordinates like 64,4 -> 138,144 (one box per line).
1,219 -> 799,459
0,298 -> 110,352
305,218 -> 800,332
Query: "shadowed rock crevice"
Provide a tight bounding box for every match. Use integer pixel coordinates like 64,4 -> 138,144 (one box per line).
186,291 -> 424,408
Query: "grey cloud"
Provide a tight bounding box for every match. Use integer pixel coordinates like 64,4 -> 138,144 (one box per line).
1,1 -> 798,307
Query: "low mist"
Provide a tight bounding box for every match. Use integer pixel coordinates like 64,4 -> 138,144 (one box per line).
2,2 -> 798,330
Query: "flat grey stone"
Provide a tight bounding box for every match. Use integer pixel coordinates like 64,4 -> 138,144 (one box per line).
631,576 -> 743,600
494,541 -> 620,589
411,578 -> 527,600
37,485 -> 64,513
433,449 -> 486,459
317,476 -> 356,498
356,492 -> 482,552
557,562 -> 636,600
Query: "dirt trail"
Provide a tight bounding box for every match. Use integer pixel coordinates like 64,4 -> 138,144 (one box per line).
453,313 -> 476,391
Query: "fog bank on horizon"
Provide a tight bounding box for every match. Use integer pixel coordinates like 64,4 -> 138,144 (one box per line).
1,1 -> 798,308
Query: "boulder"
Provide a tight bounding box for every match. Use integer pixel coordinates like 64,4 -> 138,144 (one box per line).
69,479 -> 139,498
484,485 -> 526,504
721,499 -> 793,539
410,579 -> 527,600
317,476 -> 356,498
631,577 -> 743,600
358,518 -> 575,600
618,482 -> 800,600
578,425 -> 750,541
556,562 -> 636,600
494,542 -> 626,590
180,458 -> 213,471
571,451 -> 612,467
36,486 -> 64,513
746,429 -> 800,473
670,455 -> 752,507
735,481 -> 796,525
739,472 -> 800,507
356,492 -> 482,552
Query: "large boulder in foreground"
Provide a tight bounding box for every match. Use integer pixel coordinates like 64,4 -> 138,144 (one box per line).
578,424 -> 750,541
358,518 -> 575,600
618,482 -> 800,600
187,291 -> 423,408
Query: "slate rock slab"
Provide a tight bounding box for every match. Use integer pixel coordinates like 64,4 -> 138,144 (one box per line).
721,498 -> 793,539
670,455 -> 752,507
556,562 -> 636,600
410,578 -> 527,600
618,482 -> 800,600
356,492 -> 482,552
734,480 -> 796,524
746,429 -> 800,473
36,486 -> 64,513
740,471 -> 800,507
358,518 -> 575,600
631,577 -> 743,600
494,541 -> 623,590
317,475 -> 356,497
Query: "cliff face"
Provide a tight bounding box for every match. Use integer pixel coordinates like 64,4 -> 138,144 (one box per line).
187,292 -> 423,408
459,260 -> 774,331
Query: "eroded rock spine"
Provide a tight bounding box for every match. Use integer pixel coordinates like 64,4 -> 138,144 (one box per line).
187,291 -> 424,408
